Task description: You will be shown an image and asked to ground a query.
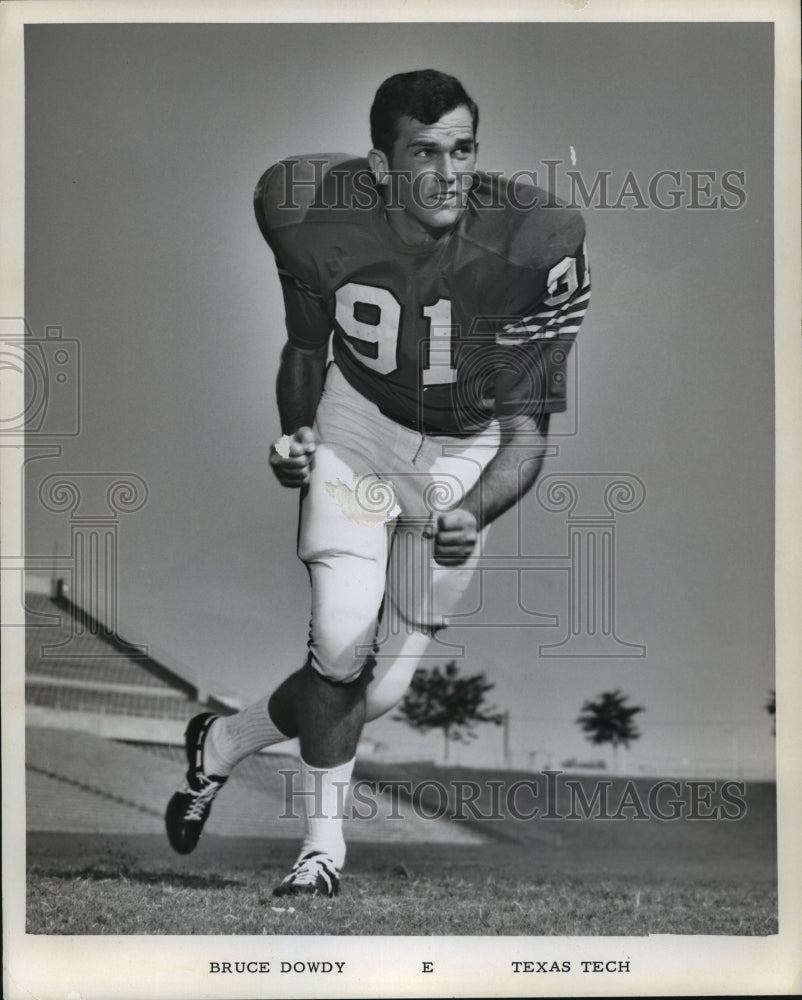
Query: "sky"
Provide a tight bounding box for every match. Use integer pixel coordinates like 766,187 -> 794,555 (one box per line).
19,21 -> 777,777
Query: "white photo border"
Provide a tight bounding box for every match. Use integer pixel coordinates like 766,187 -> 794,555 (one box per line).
2,1 -> 800,997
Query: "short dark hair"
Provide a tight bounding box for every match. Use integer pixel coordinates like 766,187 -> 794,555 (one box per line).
370,69 -> 479,158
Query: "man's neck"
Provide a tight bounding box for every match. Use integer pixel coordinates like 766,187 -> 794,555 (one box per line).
382,207 -> 453,247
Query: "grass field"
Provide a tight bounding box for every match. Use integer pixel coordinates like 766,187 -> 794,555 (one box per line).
27,834 -> 777,936
26,768 -> 777,936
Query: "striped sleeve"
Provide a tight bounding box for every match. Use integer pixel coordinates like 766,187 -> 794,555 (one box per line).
493,241 -> 590,417
497,241 -> 591,346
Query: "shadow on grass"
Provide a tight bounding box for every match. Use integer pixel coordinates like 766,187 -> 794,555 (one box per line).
28,865 -> 242,890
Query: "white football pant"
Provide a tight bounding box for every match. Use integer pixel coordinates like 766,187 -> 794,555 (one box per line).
298,362 -> 500,699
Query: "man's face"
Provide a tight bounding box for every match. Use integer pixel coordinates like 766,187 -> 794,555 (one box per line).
372,105 -> 478,243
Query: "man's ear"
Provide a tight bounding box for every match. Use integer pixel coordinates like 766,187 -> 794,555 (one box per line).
367,148 -> 390,186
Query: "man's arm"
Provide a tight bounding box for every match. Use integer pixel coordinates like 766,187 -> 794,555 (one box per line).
276,340 -> 328,434
432,409 -> 549,566
434,234 -> 590,565
464,410 -> 549,530
269,340 -> 328,488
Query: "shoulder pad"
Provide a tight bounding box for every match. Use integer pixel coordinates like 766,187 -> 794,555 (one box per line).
467,171 -> 586,267
254,153 -> 367,244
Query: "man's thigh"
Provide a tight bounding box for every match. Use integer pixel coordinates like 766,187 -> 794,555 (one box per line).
384,426 -> 500,632
298,438 -> 396,682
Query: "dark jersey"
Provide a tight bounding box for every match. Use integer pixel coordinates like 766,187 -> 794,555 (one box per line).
255,154 -> 590,436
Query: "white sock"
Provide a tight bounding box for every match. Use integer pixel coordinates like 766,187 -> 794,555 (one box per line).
203,695 -> 288,777
297,756 -> 354,870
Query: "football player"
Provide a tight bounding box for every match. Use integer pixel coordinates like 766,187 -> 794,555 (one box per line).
166,69 -> 590,897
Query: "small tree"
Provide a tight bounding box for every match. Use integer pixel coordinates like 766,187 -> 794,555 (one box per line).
765,689 -> 775,736
394,661 -> 504,762
576,690 -> 644,773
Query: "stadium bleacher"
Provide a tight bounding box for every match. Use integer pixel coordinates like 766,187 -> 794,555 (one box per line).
24,586 -> 485,845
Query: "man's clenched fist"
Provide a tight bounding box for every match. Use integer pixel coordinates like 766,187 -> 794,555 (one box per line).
431,508 -> 478,566
269,427 -> 318,487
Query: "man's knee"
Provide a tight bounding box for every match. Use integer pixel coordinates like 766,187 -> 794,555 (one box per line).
308,644 -> 371,686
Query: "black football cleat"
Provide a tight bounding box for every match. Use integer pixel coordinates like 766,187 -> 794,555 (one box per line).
165,712 -> 227,854
273,850 -> 341,898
